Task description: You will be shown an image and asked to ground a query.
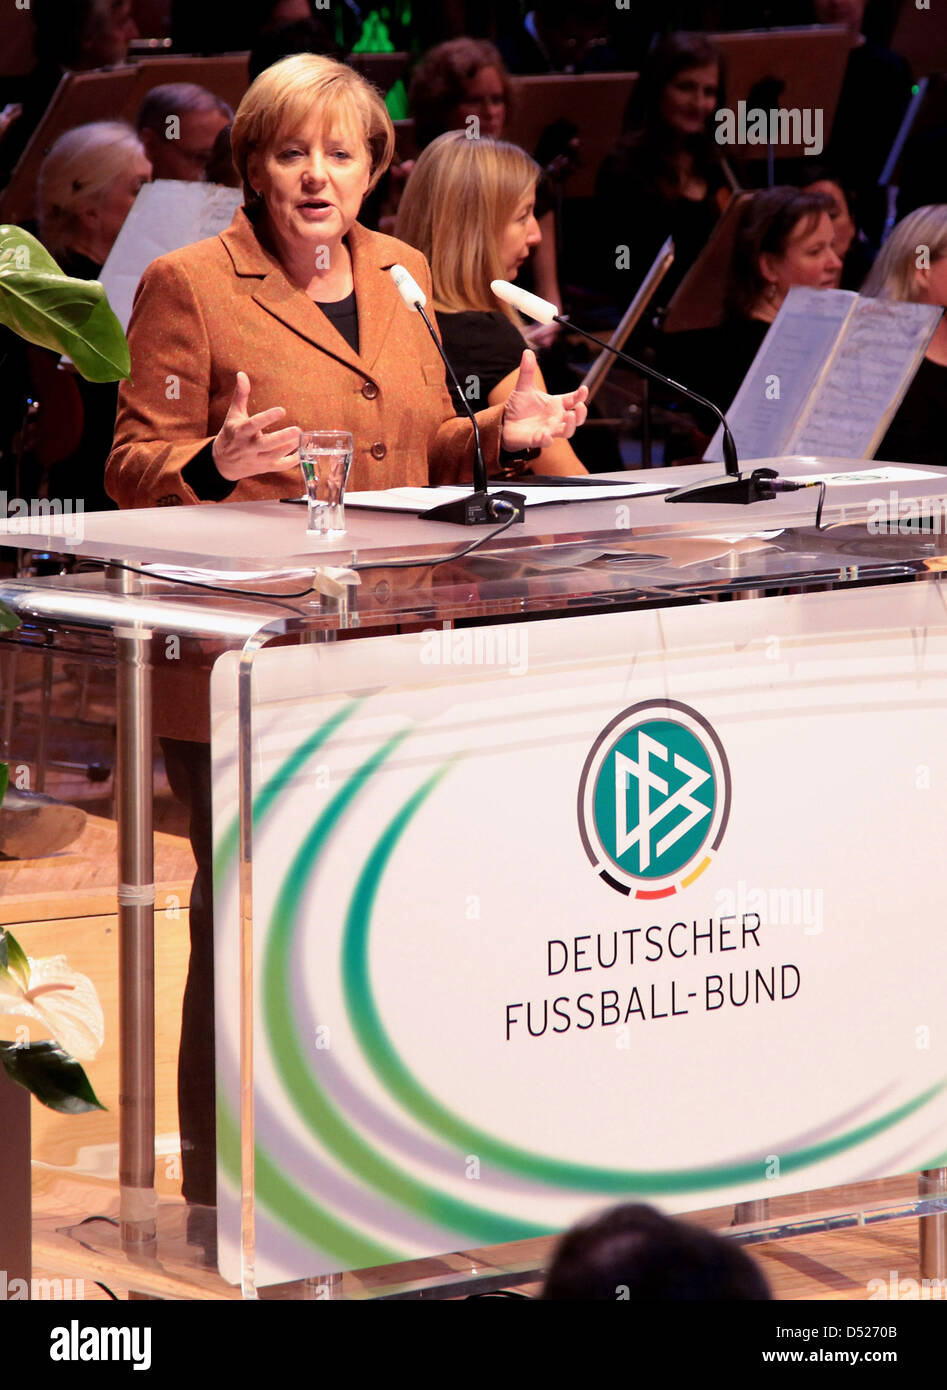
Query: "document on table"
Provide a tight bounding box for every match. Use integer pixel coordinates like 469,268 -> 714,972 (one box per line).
344,481 -> 674,512
782,464 -> 947,486
705,289 -> 941,463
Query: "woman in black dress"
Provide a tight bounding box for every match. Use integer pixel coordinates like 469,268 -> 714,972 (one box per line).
862,205 -> 947,469
396,130 -> 586,475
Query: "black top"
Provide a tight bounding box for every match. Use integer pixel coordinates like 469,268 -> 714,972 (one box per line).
435,310 -> 526,413
876,357 -> 947,470
314,289 -> 360,356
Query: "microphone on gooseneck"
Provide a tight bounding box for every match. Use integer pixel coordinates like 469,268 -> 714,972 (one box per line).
388,265 -> 525,526
490,279 -> 792,506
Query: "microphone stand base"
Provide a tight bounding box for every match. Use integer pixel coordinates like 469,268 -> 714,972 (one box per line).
664,469 -> 778,505
419,490 -> 526,525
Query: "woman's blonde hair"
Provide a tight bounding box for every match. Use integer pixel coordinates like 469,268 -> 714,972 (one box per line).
861,205 -> 947,301
37,119 -> 145,257
230,53 -> 395,204
395,131 -> 539,327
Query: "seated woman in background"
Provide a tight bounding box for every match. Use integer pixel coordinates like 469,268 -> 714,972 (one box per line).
594,31 -> 734,315
862,205 -> 947,469
406,38 -> 563,342
26,119 -> 151,512
396,130 -> 586,476
660,186 -> 840,440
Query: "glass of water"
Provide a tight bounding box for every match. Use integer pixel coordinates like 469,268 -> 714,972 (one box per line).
299,430 -> 354,537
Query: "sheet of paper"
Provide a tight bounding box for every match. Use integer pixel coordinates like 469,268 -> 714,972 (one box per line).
789,297 -> 941,457
99,180 -> 243,331
783,464 -> 946,486
705,289 -> 855,462
140,564 -> 314,582
344,482 -> 673,512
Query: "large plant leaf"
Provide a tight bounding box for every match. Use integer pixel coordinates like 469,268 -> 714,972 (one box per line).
0,599 -> 20,632
0,926 -> 30,991
0,225 -> 130,382
0,1039 -> 105,1113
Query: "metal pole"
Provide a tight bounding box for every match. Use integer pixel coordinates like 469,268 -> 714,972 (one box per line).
919,1168 -> 947,1281
108,564 -> 156,1253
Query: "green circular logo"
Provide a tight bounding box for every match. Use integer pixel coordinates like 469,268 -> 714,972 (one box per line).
577,700 -> 731,898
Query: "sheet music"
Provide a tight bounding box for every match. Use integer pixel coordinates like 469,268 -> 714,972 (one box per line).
705,289 -> 855,461
98,179 -> 243,331
790,297 -> 941,457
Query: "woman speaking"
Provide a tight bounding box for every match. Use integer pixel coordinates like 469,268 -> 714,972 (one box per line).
105,53 -> 588,1224
105,53 -> 588,509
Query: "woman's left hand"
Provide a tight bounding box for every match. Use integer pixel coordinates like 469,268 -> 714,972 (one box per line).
500,349 -> 588,452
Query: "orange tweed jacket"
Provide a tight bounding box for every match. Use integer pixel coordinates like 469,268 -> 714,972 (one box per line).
105,205 -> 505,507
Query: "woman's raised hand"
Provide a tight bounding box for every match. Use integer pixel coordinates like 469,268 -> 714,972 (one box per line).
500,350 -> 588,453
212,372 -> 302,481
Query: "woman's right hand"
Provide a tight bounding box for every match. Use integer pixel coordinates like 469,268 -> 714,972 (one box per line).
211,372 -> 301,481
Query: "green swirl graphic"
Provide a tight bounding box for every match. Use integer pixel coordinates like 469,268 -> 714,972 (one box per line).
341,767 -> 946,1193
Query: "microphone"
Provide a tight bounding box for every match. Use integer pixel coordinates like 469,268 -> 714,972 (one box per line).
389,264 -> 525,526
490,279 -> 780,506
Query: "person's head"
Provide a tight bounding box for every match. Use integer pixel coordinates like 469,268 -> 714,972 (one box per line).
728,185 -> 841,320
541,1203 -> 772,1301
812,0 -> 866,36
799,166 -> 856,277
395,131 -> 540,321
861,206 -> 947,306
136,84 -> 233,181
37,119 -> 151,262
231,53 -> 394,257
623,32 -> 723,143
34,0 -> 138,71
408,39 -> 513,149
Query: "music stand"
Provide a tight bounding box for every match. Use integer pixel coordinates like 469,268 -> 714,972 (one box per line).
711,26 -> 852,174
661,191 -> 753,336
890,3 -> 947,80
347,53 -> 412,94
128,53 -> 250,121
0,66 -> 139,226
505,73 -> 637,199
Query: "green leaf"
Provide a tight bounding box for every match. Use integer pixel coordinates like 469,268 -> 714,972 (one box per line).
0,226 -> 130,382
0,761 -> 7,808
0,599 -> 19,632
0,1039 -> 106,1113
0,927 -> 30,990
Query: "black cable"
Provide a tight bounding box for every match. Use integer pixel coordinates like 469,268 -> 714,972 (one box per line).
349,499 -> 520,570
78,503 -> 521,597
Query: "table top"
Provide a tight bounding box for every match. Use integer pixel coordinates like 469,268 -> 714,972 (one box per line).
0,458 -> 943,572
0,457 -> 945,639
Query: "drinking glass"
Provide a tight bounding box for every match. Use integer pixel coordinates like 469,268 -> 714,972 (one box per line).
299,430 -> 354,536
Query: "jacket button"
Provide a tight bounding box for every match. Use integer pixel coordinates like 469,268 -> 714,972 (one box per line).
362,381 -> 378,400
370,441 -> 387,459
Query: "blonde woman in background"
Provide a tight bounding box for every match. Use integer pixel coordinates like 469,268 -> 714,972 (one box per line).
26,120 -> 150,512
863,205 -> 947,469
37,119 -> 151,275
396,131 -> 586,476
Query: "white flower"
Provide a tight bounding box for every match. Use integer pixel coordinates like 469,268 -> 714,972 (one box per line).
0,953 -> 105,1061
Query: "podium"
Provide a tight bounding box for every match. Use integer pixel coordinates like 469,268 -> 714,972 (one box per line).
2,459 -> 947,1297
